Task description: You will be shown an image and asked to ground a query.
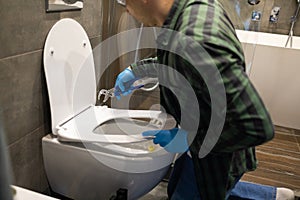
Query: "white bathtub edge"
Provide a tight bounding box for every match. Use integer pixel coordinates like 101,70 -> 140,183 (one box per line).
236,29 -> 300,50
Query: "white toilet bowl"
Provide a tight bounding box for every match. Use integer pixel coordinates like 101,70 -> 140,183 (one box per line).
42,18 -> 176,200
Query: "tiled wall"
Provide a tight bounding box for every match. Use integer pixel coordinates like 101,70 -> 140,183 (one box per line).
0,0 -> 103,193
219,0 -> 300,35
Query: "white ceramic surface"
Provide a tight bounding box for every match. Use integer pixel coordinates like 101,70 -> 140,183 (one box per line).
42,18 -> 176,200
12,186 -> 58,200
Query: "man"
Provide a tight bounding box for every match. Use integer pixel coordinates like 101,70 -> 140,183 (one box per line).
114,0 -> 294,199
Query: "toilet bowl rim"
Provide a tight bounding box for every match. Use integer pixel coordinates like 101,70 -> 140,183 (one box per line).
55,105 -> 176,144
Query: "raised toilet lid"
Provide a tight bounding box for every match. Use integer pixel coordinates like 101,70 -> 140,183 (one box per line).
43,18 -> 96,134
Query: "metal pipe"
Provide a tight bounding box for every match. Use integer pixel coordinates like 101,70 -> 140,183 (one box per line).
285,1 -> 300,47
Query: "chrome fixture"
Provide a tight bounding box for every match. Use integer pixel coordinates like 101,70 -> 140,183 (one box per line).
248,0 -> 260,5
46,0 -> 83,12
285,0 -> 300,47
116,0 -> 126,7
269,7 -> 280,23
251,11 -> 262,21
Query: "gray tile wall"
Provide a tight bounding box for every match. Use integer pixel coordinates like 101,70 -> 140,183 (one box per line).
0,0 -> 103,193
219,0 -> 300,35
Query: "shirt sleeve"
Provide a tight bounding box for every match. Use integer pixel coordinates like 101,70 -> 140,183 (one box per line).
130,57 -> 159,78
212,69 -> 275,153
172,32 -> 274,154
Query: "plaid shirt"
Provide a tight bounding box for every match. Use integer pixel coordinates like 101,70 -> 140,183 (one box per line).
131,0 -> 274,199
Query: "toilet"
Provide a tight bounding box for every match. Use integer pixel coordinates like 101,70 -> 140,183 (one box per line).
42,18 -> 176,200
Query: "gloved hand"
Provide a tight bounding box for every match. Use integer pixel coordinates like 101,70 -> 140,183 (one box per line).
142,128 -> 189,153
114,67 -> 138,100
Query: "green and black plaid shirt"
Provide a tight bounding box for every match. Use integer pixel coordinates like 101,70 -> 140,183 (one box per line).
131,0 -> 274,199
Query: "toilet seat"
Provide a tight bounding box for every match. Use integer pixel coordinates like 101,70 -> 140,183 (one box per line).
56,105 -> 175,144
43,18 -> 176,146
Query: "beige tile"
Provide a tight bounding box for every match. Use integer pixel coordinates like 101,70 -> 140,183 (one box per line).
294,129 -> 300,136
263,137 -> 299,152
274,131 -> 297,143
295,135 -> 300,152
219,0 -> 300,35
90,36 -> 102,49
275,125 -> 294,133
256,149 -> 300,168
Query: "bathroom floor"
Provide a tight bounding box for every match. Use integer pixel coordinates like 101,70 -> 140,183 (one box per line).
139,181 -> 168,200
241,126 -> 300,191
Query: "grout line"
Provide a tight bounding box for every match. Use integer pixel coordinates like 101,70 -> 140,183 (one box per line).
1,34 -> 102,62
1,49 -> 43,61
296,139 -> 300,152
258,161 -> 299,176
258,145 -> 300,155
7,125 -> 46,149
244,173 -> 297,189
256,150 -> 300,162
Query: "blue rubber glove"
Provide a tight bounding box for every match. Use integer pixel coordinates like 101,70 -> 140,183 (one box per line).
114,68 -> 138,100
142,128 -> 189,153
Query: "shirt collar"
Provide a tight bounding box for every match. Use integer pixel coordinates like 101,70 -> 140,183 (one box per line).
157,0 -> 189,47
162,0 -> 186,29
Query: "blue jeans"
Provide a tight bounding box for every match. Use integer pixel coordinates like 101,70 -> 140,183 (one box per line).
229,181 -> 276,200
168,152 -> 276,200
